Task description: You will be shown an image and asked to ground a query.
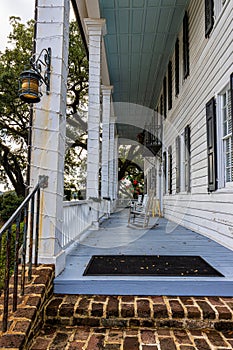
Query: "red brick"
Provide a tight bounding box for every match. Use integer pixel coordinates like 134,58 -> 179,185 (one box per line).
30,337 -> 52,350
75,298 -> 90,316
26,296 -> 42,308
169,300 -> 185,318
69,341 -> 86,350
46,298 -> 63,316
179,297 -> 194,305
207,297 -> 224,305
94,295 -> 108,302
215,306 -> 232,319
121,296 -> 135,303
86,334 -> 104,350
141,330 -> 156,344
123,337 -> 139,350
173,330 -> 192,345
14,307 -> 37,321
137,299 -> 151,318
153,303 -> 169,318
0,334 -> 25,349
12,320 -> 31,334
159,337 -> 176,350
107,297 -> 119,317
194,338 -> 212,349
196,301 -> 216,319
121,303 -> 135,318
59,303 -> 74,317
51,332 -> 70,346
91,302 -> 104,317
186,306 -> 201,319
205,330 -> 228,347
150,296 -> 164,303
105,345 -> 121,350
157,329 -> 171,336
73,328 -> 90,341
142,346 -> 158,350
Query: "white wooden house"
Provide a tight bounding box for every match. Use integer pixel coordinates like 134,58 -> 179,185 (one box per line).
27,0 -> 233,277
145,0 -> 233,250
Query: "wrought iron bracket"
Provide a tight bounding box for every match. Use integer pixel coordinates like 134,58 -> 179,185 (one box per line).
30,48 -> 51,94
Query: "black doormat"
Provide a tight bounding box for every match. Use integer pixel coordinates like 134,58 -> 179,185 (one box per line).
83,255 -> 224,277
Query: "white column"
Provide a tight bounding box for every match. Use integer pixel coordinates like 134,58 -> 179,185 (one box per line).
101,85 -> 113,199
113,135 -> 119,201
30,0 -> 70,275
109,120 -> 115,202
85,18 -> 106,200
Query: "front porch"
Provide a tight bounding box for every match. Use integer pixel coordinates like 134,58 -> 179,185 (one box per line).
55,207 -> 233,296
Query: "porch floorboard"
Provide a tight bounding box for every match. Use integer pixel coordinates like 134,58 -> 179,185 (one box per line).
54,209 -> 233,296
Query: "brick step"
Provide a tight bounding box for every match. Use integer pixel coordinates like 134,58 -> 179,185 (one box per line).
45,295 -> 233,332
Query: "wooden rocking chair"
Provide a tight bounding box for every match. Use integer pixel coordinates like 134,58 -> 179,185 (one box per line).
128,190 -> 155,228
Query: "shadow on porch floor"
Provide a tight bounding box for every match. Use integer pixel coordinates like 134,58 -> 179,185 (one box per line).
55,209 -> 233,296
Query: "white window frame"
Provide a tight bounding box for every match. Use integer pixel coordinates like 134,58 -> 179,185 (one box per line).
180,133 -> 186,192
216,84 -> 233,189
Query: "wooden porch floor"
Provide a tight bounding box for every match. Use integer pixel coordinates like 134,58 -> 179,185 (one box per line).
54,208 -> 233,296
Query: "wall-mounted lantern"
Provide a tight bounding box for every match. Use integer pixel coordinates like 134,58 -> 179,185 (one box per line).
19,48 -> 51,103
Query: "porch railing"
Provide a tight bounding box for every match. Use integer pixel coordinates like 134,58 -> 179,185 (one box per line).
0,176 -> 47,332
62,198 -> 110,248
62,200 -> 92,247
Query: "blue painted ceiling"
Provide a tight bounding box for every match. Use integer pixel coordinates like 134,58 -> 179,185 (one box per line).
99,0 -> 190,109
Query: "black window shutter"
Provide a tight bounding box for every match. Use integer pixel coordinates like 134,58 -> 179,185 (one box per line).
176,136 -> 181,193
163,77 -> 167,118
168,146 -> 172,194
183,12 -> 189,79
206,97 -> 217,192
205,0 -> 214,38
163,151 -> 167,192
168,61 -> 172,110
184,125 -> 191,192
175,39 -> 179,96
160,95 -> 163,116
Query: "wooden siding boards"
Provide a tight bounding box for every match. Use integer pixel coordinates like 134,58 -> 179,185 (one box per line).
163,0 -> 233,250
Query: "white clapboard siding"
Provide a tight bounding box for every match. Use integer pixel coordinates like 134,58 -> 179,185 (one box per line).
162,0 -> 233,250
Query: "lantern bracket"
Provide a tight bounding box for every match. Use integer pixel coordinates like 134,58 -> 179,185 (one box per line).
30,48 -> 51,94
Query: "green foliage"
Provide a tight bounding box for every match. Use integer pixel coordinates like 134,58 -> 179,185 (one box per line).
0,17 -> 33,196
0,191 -> 24,223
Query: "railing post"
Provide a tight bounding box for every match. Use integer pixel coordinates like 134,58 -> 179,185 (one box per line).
3,227 -> 12,332
13,216 -> 21,312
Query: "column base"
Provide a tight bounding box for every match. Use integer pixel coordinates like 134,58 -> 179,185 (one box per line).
38,250 -> 66,277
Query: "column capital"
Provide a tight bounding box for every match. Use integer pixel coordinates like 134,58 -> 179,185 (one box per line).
101,85 -> 113,96
84,18 -> 106,37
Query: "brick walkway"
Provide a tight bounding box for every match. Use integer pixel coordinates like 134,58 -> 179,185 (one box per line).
29,295 -> 233,350
30,324 -> 233,350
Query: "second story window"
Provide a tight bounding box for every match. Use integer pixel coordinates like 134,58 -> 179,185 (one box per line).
176,135 -> 181,193
205,0 -> 214,37
163,77 -> 167,118
168,61 -> 172,110
175,39 -> 180,96
168,146 -> 172,194
183,11 -> 190,79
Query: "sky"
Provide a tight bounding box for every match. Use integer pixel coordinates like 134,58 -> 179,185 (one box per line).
0,0 -> 35,51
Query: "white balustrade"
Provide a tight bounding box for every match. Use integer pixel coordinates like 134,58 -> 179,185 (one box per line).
62,199 -> 110,248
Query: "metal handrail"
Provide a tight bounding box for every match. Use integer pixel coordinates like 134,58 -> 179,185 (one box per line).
0,176 -> 47,332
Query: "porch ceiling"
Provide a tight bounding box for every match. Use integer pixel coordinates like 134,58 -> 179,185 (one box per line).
99,0 -> 190,109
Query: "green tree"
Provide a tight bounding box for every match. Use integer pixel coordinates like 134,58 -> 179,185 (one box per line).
0,17 -> 144,200
0,17 -> 34,196
0,18 -> 89,197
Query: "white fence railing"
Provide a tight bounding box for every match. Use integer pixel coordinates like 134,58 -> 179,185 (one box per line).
62,199 -> 110,248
